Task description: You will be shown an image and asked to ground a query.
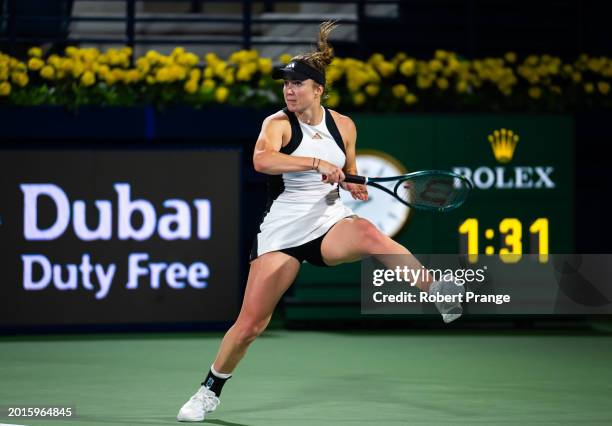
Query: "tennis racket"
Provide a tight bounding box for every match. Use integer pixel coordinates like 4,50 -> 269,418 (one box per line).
343,170 -> 472,212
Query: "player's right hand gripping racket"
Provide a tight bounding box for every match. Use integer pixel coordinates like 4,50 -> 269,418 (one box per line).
344,170 -> 472,212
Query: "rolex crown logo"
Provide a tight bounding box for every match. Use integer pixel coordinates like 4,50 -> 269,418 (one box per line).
488,128 -> 519,163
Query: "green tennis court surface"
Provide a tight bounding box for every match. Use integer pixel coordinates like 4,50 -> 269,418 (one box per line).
2,329 -> 612,425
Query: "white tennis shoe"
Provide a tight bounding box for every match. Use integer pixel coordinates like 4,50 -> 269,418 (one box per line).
429,280 -> 465,323
177,386 -> 220,422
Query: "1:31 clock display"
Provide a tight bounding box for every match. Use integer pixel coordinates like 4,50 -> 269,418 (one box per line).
458,217 -> 549,263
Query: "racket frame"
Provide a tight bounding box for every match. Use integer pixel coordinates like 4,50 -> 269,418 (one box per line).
344,170 -> 472,212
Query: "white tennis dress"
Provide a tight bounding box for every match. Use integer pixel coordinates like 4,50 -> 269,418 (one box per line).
250,106 -> 355,261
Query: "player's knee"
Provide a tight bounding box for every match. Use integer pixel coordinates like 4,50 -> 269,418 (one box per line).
355,219 -> 387,252
235,319 -> 267,346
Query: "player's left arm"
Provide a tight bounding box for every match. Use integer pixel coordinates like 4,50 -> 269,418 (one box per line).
333,112 -> 368,201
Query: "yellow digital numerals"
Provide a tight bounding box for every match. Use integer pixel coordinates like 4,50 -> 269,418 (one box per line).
459,218 -> 549,263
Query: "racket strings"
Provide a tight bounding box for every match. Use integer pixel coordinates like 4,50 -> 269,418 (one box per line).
396,175 -> 470,209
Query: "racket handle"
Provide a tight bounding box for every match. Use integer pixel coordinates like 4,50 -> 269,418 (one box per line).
344,174 -> 367,184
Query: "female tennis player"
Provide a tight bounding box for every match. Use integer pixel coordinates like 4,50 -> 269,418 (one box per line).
177,22 -> 463,422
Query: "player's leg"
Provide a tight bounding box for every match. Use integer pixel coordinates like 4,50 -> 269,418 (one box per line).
321,217 -> 463,322
177,252 -> 300,422
321,217 -> 433,291
213,251 -> 301,373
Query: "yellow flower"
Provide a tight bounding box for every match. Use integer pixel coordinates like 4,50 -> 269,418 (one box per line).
10,60 -> 27,73
184,79 -> 198,94
61,59 -> 76,73
456,80 -> 469,94
528,86 -> 542,99
434,50 -> 448,60
223,69 -> 235,85
326,66 -> 343,84
97,64 -> 110,77
376,61 -> 396,78
393,52 -> 407,64
104,72 -> 117,86
215,86 -> 229,103
365,84 -> 379,96
550,85 -> 562,95
346,69 -> 368,91
125,69 -> 141,83
368,53 -> 385,65
392,84 -> 407,98
65,46 -> 79,57
136,57 -> 150,73
145,50 -> 161,64
213,61 -> 227,78
202,78 -> 216,91
80,71 -> 95,86
587,58 -> 604,73
258,58 -> 273,74
189,68 -> 201,81
598,81 -> 610,95
205,52 -> 220,65
325,92 -> 340,108
416,75 -> 433,89
446,57 -> 460,73
11,72 -> 29,87
168,65 -> 186,81
82,48 -> 99,63
404,93 -> 418,105
428,59 -> 443,73
28,57 -> 44,71
204,67 -> 214,79
229,50 -> 248,64
352,92 -> 366,106
572,72 -> 582,83
178,52 -> 199,67
28,47 -> 43,57
112,68 -> 126,82
172,47 -> 186,58
72,61 -> 84,78
399,59 -> 416,76
279,54 -> 292,64
107,51 -> 124,67
246,49 -> 259,61
436,78 -> 449,90
0,81 -> 10,96
526,55 -> 539,66
146,75 -> 155,85
40,65 -> 55,80
97,54 -> 109,65
236,66 -> 252,82
504,52 -> 517,63
156,68 -> 170,82
584,82 -> 594,94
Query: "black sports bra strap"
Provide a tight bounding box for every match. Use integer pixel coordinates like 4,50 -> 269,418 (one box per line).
281,108 -> 302,155
324,107 -> 346,155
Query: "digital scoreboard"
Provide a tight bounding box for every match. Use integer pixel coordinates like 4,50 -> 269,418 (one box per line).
345,115 -> 573,257
431,116 -> 573,259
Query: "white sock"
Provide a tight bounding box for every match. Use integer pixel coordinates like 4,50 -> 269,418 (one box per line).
211,364 -> 232,379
